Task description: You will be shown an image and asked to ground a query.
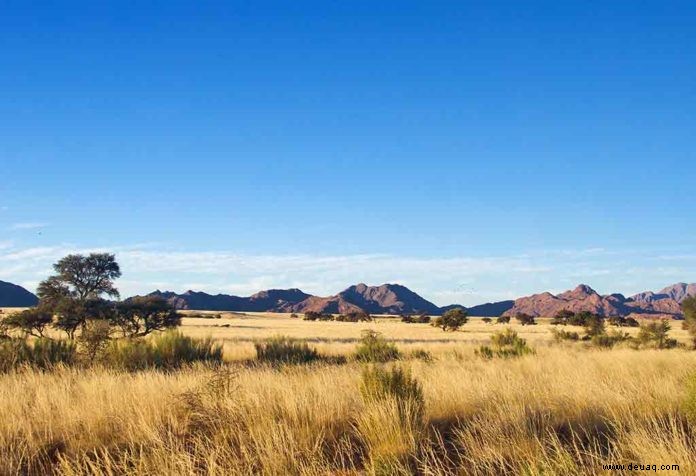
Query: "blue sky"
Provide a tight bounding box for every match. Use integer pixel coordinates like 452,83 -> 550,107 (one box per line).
1,1 -> 694,305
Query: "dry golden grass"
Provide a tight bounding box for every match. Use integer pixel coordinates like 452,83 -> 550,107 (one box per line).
1,314 -> 695,475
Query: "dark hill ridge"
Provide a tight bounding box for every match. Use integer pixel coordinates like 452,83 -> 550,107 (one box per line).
147,288 -> 310,311
0,280 -> 39,307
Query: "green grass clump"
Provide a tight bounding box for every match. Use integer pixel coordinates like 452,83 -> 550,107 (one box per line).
103,331 -> 223,370
355,330 -> 401,363
254,336 -> 320,365
477,329 -> 535,359
0,338 -> 76,372
360,365 -> 424,415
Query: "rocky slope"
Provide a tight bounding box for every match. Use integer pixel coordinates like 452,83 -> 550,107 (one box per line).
284,283 -> 442,315
503,283 -> 695,318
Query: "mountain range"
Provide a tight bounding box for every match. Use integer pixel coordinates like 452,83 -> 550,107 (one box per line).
1,278 -> 694,318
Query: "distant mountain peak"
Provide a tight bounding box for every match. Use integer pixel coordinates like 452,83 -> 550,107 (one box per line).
0,280 -> 39,307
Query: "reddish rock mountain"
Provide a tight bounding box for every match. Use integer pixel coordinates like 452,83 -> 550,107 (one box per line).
503,283 -> 695,318
283,283 -> 442,315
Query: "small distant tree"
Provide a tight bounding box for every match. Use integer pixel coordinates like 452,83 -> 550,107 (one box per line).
568,311 -> 593,326
115,296 -> 180,337
496,315 -> 511,324
583,314 -> 605,339
1,308 -> 53,338
482,317 -> 492,324
551,309 -> 574,325
635,320 -> 677,349
433,308 -> 468,331
683,296 -> 696,348
515,313 -> 536,326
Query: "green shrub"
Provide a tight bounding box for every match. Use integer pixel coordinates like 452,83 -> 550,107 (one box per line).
634,320 -> 677,349
515,313 -> 536,325
591,330 -> 631,348
551,328 -> 580,343
401,313 -> 431,324
551,310 -> 574,325
355,330 -> 401,363
568,311 -> 595,327
254,336 -> 320,365
0,338 -> 76,372
103,331 -> 223,370
335,311 -> 372,322
360,365 -> 424,418
433,308 -> 467,331
583,314 -> 605,339
303,311 -> 333,321
477,329 -> 534,359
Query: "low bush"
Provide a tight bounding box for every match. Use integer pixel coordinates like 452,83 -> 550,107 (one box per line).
401,313 -> 431,324
515,313 -> 536,326
477,329 -> 534,359
0,338 -> 76,372
360,365 -> 424,416
482,317 -> 492,324
590,330 -> 631,348
432,308 -> 467,331
103,331 -> 223,370
551,328 -> 580,342
254,336 -> 320,365
335,311 -> 372,322
608,316 -> 639,327
634,320 -> 677,349
303,311 -> 333,321
583,314 -> 606,339
496,315 -> 510,324
551,309 -> 575,325
355,330 -> 401,363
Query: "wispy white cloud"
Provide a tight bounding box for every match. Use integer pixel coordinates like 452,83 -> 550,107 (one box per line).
0,243 -> 693,306
9,222 -> 48,230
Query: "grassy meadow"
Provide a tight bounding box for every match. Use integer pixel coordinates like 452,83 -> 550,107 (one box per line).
2,311 -> 696,475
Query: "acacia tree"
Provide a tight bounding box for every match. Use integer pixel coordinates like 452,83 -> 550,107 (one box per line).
34,253 -> 122,338
114,296 -> 181,337
1,308 -> 53,338
434,308 -> 468,331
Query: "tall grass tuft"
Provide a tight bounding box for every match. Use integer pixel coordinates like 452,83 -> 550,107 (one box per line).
0,338 -> 76,372
254,336 -> 320,365
477,328 -> 534,359
355,330 -> 401,363
358,365 -> 425,474
103,331 -> 223,370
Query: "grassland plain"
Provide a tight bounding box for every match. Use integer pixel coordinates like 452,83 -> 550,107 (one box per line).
2,311 -> 696,475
